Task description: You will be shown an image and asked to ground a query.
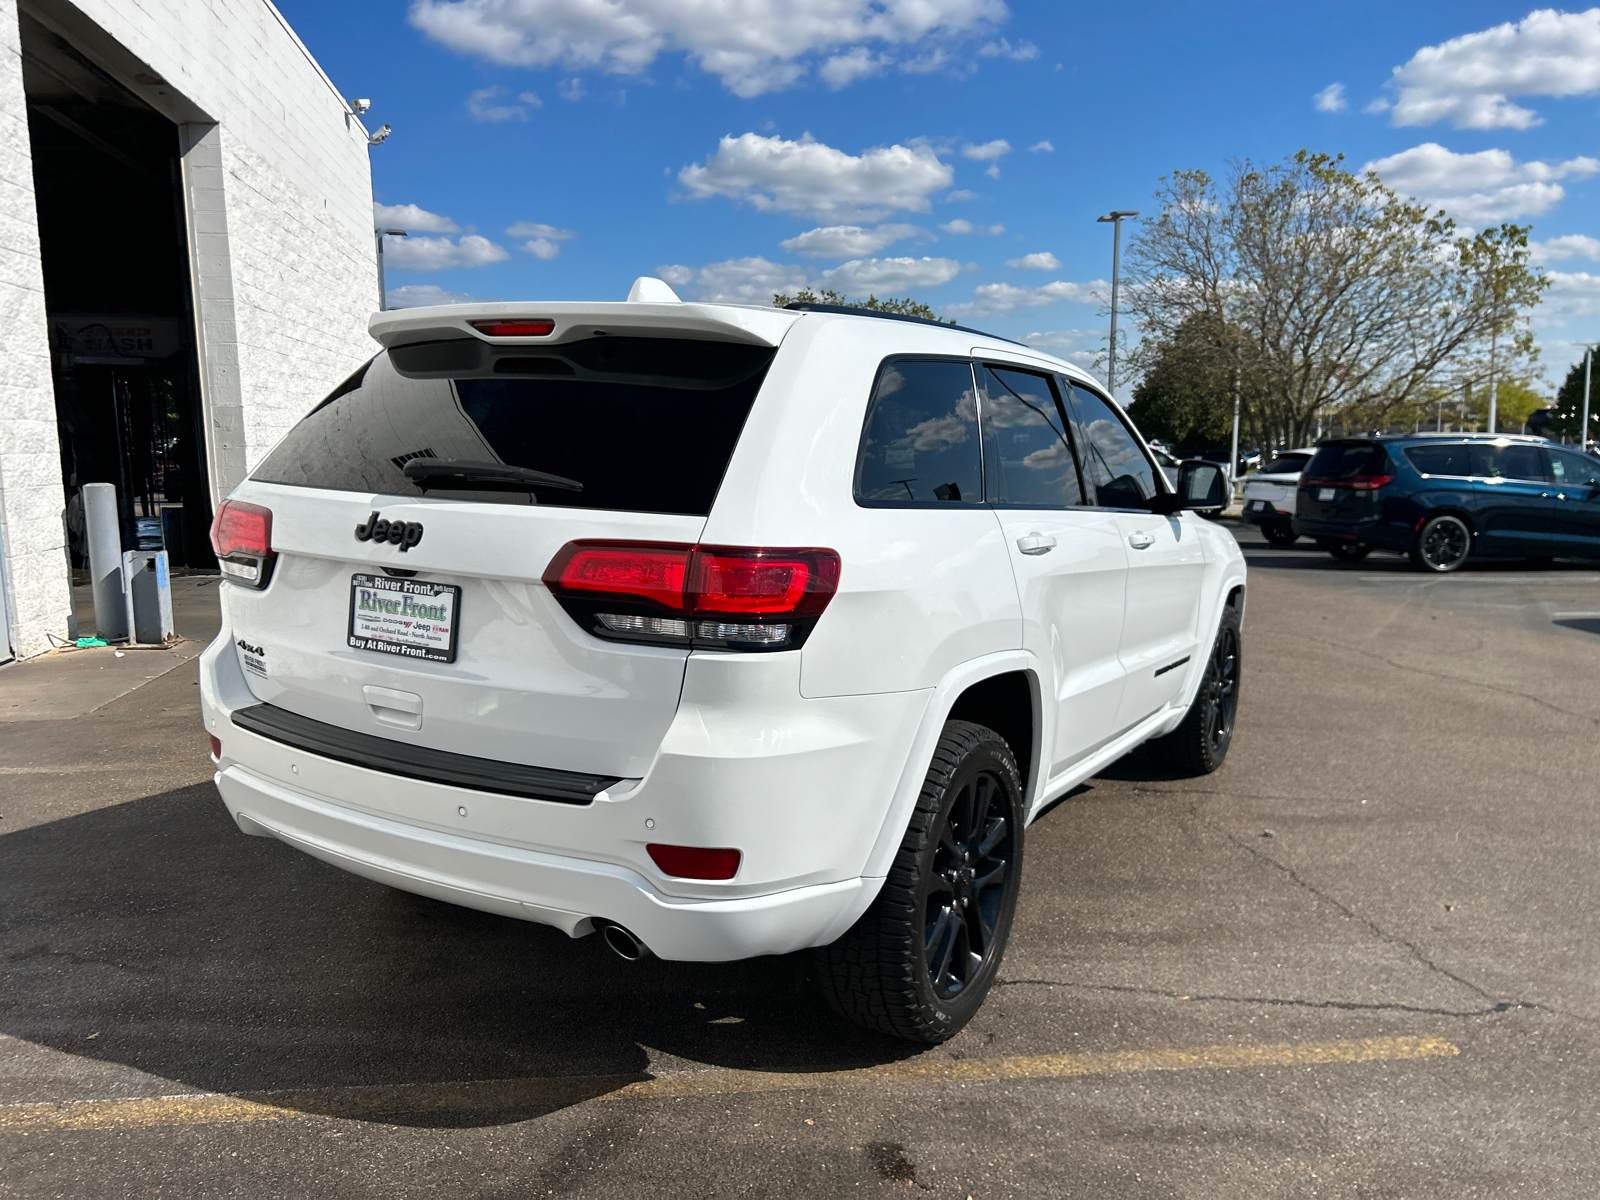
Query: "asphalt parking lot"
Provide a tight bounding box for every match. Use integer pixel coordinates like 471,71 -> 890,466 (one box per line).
3,524 -> 1598,1197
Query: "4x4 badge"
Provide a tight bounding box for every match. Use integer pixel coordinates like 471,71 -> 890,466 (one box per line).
354,511 -> 424,552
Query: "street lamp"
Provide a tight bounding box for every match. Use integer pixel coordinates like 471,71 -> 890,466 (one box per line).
1096,210 -> 1138,396
1580,343 -> 1596,453
375,228 -> 406,312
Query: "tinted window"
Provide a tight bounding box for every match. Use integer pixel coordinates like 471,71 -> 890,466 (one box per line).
251,338 -> 774,516
1305,442 -> 1388,481
855,360 -> 982,505
1260,453 -> 1310,475
1491,443 -> 1549,483
1404,443 -> 1475,476
1063,382 -> 1158,507
1551,450 -> 1600,489
977,366 -> 1083,506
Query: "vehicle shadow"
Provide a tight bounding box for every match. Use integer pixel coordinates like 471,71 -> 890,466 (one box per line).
0,784 -> 920,1127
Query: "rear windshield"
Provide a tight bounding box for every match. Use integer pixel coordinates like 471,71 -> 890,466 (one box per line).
1260,453 -> 1310,475
1304,442 -> 1388,481
251,336 -> 775,516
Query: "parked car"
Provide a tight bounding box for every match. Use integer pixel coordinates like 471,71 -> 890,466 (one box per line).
1293,433 -> 1600,571
1240,449 -> 1318,545
200,285 -> 1245,1043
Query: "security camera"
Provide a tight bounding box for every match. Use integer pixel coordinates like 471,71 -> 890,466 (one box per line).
368,124 -> 392,146
350,98 -> 371,114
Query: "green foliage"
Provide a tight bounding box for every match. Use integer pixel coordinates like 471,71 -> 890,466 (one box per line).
1127,314 -> 1241,449
773,288 -> 951,323
1544,356 -> 1597,439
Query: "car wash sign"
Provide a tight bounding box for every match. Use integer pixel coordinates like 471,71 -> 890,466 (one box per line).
49,314 -> 183,362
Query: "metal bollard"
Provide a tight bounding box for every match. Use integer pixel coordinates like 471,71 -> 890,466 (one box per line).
82,482 -> 127,642
121,550 -> 175,646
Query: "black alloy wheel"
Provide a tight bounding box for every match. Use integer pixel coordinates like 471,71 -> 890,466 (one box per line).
1151,601 -> 1243,776
814,721 -> 1024,1043
1411,514 -> 1472,573
1328,542 -> 1373,563
1261,521 -> 1298,546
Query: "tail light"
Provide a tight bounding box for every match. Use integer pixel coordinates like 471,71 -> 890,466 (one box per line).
647,844 -> 741,880
1346,473 -> 1392,491
543,541 -> 841,651
470,318 -> 555,337
209,499 -> 276,589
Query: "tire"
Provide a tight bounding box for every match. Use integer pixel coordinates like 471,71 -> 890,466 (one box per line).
1261,521 -> 1298,546
1149,602 -> 1241,776
1327,542 -> 1372,563
1410,514 -> 1472,573
814,720 -> 1024,1044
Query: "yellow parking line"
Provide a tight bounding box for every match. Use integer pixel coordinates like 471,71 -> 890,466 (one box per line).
0,1036 -> 1457,1134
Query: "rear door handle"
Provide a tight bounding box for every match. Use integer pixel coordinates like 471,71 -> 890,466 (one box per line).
1016,532 -> 1057,555
1128,531 -> 1156,550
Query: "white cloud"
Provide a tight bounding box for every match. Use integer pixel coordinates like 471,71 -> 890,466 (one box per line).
557,76 -> 584,101
507,222 -> 575,259
1029,140 -> 1053,153
961,139 -> 1011,162
1385,9 -> 1600,130
685,256 -> 812,303
678,132 -> 954,221
656,264 -> 695,286
1532,234 -> 1600,263
522,239 -> 560,259
1021,328 -> 1098,352
979,38 -> 1038,60
817,256 -> 961,292
781,223 -> 924,257
1006,251 -> 1060,270
943,188 -> 978,203
946,279 -> 1103,318
819,47 -> 887,88
938,219 -> 1003,235
410,0 -> 1010,98
1542,270 -> 1600,321
373,203 -> 457,233
1313,82 -> 1346,113
386,284 -> 481,308
466,85 -> 541,121
383,234 -> 510,270
1365,143 -> 1600,222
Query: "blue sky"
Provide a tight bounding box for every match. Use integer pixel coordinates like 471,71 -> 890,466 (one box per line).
281,1 -> 1600,387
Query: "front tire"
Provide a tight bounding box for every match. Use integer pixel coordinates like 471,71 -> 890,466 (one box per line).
1149,602 -> 1241,776
814,721 -> 1023,1044
1410,514 -> 1472,572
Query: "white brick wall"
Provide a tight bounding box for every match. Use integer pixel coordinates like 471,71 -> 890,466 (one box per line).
0,0 -> 377,657
0,1 -> 72,659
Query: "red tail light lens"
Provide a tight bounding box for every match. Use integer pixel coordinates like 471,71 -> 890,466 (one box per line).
543,542 -> 691,610
470,318 -> 555,337
1347,474 -> 1393,491
647,844 -> 741,880
209,500 -> 277,588
208,735 -> 222,760
690,547 -> 841,616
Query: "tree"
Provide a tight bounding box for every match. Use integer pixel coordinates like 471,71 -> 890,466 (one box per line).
773,288 -> 951,323
1127,313 -> 1247,449
1125,151 -> 1548,446
1543,356 -> 1596,441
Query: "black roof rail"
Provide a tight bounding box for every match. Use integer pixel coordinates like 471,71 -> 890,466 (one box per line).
782,302 -> 1023,346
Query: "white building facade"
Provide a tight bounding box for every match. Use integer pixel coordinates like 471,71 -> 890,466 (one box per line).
0,0 -> 377,659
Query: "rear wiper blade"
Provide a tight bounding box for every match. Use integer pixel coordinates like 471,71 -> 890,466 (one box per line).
403,459 -> 583,494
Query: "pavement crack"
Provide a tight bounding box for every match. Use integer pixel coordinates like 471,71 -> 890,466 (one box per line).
4,943 -> 157,975
996,978 -> 1520,1018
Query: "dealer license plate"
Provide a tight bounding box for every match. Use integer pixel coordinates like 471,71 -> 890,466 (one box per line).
1317,488 -> 1336,501
347,574 -> 461,663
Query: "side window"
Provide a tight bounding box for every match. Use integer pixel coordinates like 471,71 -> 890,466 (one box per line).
1405,443 -> 1474,476
976,365 -> 1084,506
1063,381 -> 1159,507
1551,451 -> 1600,490
855,360 -> 983,505
1483,443 -> 1550,482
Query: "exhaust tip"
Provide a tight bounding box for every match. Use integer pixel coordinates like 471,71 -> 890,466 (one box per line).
600,922 -> 651,962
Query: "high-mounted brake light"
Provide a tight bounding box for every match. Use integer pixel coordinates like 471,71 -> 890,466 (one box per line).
209,499 -> 277,589
647,844 -> 741,880
470,318 -> 555,337
542,541 -> 841,651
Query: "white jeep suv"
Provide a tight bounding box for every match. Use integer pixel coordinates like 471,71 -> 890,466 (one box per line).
200,284 -> 1246,1043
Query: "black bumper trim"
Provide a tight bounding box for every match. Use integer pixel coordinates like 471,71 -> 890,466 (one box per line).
229,703 -> 618,805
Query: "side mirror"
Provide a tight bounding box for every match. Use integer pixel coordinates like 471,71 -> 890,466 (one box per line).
1147,461 -> 1229,514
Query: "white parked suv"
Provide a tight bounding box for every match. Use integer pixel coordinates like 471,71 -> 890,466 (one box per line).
1240,449 -> 1318,545
200,283 -> 1246,1043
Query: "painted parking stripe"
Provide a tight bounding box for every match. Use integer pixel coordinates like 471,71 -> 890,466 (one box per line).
0,1036 -> 1458,1134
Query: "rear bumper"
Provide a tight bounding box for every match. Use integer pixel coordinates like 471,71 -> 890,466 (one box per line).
1239,500 -> 1292,525
215,763 -> 868,961
1291,514 -> 1413,551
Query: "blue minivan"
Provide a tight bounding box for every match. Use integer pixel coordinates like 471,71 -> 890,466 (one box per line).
1293,434 -> 1600,572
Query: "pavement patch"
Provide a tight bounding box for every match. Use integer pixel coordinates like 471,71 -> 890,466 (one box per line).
0,1036 -> 1458,1134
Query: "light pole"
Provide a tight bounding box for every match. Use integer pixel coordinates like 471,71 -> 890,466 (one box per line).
1096,210 -> 1138,395
375,228 -> 406,312
1581,343 -> 1596,453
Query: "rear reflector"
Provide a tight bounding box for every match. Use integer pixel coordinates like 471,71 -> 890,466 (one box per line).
647,844 -> 741,880
471,318 -> 555,337
208,734 -> 222,760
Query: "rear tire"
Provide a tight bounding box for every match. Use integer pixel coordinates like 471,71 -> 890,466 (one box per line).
1410,514 -> 1472,573
1328,542 -> 1372,563
1149,603 -> 1241,776
1261,521 -> 1298,546
814,720 -> 1023,1044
